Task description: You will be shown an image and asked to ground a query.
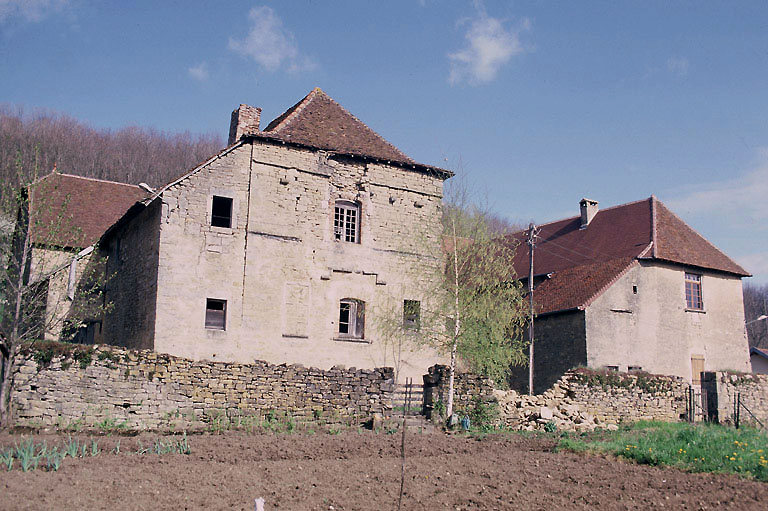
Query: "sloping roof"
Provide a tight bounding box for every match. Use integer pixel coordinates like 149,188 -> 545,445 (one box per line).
261,87 -> 415,164
29,173 -> 148,248
505,196 -> 749,315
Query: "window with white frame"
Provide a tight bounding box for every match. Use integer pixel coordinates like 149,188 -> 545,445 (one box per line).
334,200 -> 359,243
685,273 -> 703,310
338,298 -> 365,339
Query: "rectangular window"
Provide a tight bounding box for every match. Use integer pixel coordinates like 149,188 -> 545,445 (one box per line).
205,298 -> 226,330
339,298 -> 364,338
685,273 -> 703,310
605,365 -> 619,372
211,196 -> 233,228
628,365 -> 642,372
334,201 -> 359,243
403,300 -> 420,330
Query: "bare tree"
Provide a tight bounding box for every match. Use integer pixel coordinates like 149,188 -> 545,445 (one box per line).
0,105 -> 223,197
0,161 -> 109,426
744,282 -> 768,349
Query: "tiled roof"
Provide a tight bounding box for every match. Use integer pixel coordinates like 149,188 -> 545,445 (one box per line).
261,88 -> 415,164
29,173 -> 148,248
505,196 -> 749,315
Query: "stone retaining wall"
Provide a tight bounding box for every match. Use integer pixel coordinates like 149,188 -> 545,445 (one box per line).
424,365 -> 689,431
10,343 -> 394,430
702,371 -> 768,427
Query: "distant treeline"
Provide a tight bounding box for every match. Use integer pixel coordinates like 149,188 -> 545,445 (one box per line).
0,105 -> 224,190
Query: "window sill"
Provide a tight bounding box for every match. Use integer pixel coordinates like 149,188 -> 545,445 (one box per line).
685,308 -> 706,314
282,334 -> 309,339
333,336 -> 372,344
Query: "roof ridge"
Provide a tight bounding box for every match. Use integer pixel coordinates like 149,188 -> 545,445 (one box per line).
653,197 -> 749,275
509,196 -> 655,236
50,172 -> 142,189
265,87 -> 319,133
265,88 -> 413,163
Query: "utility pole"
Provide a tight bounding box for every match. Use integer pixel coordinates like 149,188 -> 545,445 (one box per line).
527,223 -> 538,396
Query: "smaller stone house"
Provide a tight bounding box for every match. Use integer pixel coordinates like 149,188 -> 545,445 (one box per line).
506,196 -> 751,393
21,172 -> 147,341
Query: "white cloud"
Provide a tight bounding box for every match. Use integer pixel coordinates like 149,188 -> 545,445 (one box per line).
448,11 -> 529,85
0,0 -> 69,22
667,56 -> 689,77
188,62 -> 209,82
666,148 -> 768,226
228,6 -> 314,73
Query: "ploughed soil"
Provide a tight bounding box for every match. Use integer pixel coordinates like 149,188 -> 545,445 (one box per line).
1,429 -> 766,510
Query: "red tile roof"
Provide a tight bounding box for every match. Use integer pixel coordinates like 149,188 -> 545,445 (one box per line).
29,173 -> 148,248
505,196 -> 749,315
261,88 -> 415,164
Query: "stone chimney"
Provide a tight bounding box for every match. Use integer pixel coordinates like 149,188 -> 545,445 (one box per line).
228,104 -> 262,145
580,198 -> 598,229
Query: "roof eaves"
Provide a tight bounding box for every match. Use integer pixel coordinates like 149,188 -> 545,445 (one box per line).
245,133 -> 454,179
750,347 -> 768,360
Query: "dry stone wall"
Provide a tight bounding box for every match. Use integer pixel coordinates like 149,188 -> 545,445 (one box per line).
702,371 -> 768,426
11,343 -> 394,430
424,365 -> 689,431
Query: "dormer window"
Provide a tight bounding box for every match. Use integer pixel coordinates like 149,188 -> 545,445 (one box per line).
334,200 -> 359,243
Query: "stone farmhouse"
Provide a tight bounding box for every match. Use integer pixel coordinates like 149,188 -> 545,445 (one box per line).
506,197 -> 751,393
97,88 -> 452,382
22,172 -> 147,342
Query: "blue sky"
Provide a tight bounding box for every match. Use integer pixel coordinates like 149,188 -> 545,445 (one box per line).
2,0 -> 767,284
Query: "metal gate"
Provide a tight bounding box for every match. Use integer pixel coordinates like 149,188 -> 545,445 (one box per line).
686,385 -> 710,423
393,378 -> 424,416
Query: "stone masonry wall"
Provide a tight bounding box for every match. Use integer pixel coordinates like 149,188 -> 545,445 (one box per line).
425,365 -> 689,431
702,371 -> 768,427
11,343 -> 394,430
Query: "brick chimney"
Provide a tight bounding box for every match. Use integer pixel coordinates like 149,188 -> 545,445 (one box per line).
580,198 -> 598,228
228,104 -> 262,145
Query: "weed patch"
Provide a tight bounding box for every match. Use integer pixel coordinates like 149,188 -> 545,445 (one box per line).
558,421 -> 768,481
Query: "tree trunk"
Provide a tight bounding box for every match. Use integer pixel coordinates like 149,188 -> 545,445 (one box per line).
446,217 -> 461,420
0,347 -> 13,428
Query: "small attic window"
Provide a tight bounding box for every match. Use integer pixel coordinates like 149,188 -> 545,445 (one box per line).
211,196 -> 233,228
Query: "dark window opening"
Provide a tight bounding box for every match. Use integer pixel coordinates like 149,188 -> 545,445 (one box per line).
628,365 -> 642,372
205,298 -> 227,330
211,196 -> 233,228
403,299 -> 420,330
334,201 -> 359,243
632,285 -> 638,294
339,298 -> 364,338
605,365 -> 619,372
685,273 -> 703,310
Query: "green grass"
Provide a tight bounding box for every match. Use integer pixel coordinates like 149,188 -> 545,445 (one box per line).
558,421 -> 768,481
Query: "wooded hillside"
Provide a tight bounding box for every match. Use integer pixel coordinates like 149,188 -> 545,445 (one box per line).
0,105 -> 224,190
